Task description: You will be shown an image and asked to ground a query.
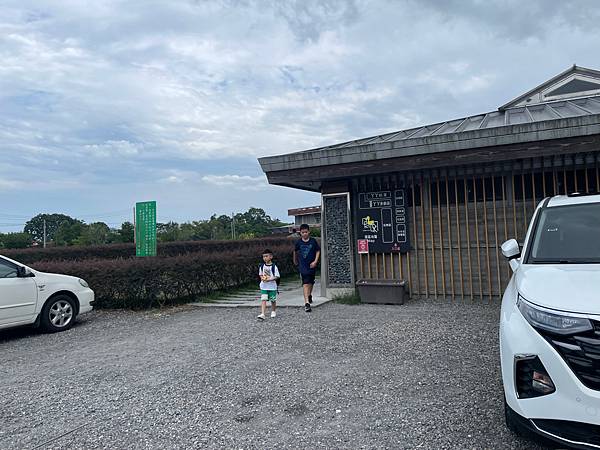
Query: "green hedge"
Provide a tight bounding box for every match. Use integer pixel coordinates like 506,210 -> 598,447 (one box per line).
3,237 -> 295,264
29,244 -> 296,309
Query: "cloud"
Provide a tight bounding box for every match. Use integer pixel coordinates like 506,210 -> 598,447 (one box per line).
84,140 -> 142,158
201,174 -> 268,190
0,0 -> 598,227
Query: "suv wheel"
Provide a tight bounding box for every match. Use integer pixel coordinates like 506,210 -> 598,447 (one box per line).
40,295 -> 77,332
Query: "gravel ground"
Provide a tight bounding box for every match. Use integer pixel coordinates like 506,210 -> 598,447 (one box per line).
0,300 -> 546,450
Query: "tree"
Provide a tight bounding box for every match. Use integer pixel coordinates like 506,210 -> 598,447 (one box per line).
79,222 -> 111,246
157,221 -> 181,242
118,222 -> 135,243
234,207 -> 285,237
0,232 -> 33,249
24,214 -> 82,243
54,221 -> 85,246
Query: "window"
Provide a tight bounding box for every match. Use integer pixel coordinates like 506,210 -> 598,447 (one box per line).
0,259 -> 18,279
528,202 -> 600,264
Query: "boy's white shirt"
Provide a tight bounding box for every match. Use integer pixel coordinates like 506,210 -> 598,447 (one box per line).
259,263 -> 280,291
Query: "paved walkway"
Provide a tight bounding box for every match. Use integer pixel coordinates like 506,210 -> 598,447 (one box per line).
190,277 -> 332,308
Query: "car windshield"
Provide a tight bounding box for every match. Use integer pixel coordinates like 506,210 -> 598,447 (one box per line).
528,202 -> 600,264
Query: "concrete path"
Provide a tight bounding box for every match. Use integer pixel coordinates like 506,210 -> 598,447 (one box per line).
190,277 -> 332,308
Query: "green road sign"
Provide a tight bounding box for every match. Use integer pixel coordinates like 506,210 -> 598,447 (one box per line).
135,201 -> 157,257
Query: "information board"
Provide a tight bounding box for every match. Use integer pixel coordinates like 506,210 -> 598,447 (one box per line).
356,190 -> 410,253
135,201 -> 157,257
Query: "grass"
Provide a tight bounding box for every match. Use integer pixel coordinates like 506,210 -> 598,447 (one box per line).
332,291 -> 361,305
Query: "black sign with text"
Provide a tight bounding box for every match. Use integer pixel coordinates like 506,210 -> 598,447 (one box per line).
356,190 -> 410,253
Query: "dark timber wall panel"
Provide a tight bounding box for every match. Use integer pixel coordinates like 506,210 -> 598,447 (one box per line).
356,151 -> 600,300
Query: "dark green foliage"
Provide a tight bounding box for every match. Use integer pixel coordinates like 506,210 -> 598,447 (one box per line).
0,232 -> 34,249
54,221 -> 86,246
24,213 -> 82,243
117,222 -> 135,243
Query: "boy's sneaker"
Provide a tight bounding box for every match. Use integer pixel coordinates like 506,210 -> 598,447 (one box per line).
304,303 -> 312,312
270,311 -> 276,318
257,313 -> 265,321
308,294 -> 313,304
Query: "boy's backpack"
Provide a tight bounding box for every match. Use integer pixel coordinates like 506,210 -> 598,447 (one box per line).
259,262 -> 281,288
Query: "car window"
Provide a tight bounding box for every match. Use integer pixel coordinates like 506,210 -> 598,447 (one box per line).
0,259 -> 18,278
528,202 -> 600,263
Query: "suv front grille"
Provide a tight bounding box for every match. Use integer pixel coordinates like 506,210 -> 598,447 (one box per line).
538,319 -> 600,391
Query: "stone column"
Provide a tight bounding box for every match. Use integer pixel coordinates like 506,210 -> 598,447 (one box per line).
321,193 -> 354,298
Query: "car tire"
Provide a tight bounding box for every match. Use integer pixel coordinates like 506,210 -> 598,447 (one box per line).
40,294 -> 77,333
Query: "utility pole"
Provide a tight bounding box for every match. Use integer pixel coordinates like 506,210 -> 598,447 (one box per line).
231,212 -> 235,240
43,219 -> 46,248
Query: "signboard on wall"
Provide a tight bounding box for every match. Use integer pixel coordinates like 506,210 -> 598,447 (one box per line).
356,190 -> 410,253
357,239 -> 369,254
135,201 -> 157,257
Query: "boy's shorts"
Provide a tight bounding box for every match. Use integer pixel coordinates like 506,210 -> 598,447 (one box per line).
260,290 -> 277,302
300,272 -> 316,285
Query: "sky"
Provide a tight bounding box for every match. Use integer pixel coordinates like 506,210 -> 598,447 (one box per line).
1,0 -> 599,232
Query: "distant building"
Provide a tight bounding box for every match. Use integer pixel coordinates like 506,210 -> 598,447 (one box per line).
269,224 -> 293,235
288,206 -> 321,231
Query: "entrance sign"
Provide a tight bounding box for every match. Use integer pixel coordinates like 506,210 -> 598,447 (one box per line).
356,190 -> 410,253
135,201 -> 157,257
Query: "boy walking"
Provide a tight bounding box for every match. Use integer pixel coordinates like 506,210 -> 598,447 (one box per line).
293,223 -> 320,312
257,249 -> 280,321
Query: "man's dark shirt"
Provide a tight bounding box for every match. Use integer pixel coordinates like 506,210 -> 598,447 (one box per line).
295,237 -> 320,275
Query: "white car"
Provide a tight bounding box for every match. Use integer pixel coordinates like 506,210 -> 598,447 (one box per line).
0,254 -> 94,332
500,193 -> 600,448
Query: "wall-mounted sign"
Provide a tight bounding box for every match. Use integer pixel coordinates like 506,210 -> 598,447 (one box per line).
135,201 -> 157,257
357,239 -> 369,254
356,190 -> 410,253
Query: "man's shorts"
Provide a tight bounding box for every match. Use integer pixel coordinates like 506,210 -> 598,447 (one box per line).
260,290 -> 277,302
300,272 -> 316,285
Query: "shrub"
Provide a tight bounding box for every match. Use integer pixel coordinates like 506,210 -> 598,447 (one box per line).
29,243 -> 296,309
2,237 -> 295,264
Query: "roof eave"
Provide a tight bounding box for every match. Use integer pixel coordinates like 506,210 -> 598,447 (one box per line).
260,114 -> 600,178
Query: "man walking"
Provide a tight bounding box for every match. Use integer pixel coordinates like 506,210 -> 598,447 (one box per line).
293,223 -> 320,312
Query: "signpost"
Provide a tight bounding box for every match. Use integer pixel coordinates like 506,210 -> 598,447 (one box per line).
356,189 -> 410,253
135,201 -> 157,257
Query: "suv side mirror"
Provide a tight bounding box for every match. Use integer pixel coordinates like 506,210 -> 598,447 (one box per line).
501,239 -> 521,272
501,239 -> 520,260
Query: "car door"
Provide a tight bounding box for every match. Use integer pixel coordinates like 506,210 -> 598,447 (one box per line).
0,258 -> 38,325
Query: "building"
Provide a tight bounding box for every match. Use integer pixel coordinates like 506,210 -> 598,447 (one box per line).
259,65 -> 600,300
288,206 -> 321,231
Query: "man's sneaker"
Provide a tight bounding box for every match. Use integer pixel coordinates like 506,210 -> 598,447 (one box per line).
304,303 -> 312,312
308,294 -> 313,304
270,311 -> 276,318
257,313 -> 265,321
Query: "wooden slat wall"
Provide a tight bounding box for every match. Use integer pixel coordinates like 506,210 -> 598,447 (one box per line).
357,152 -> 600,300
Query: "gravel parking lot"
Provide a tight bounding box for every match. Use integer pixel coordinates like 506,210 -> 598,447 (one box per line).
0,300 -> 544,449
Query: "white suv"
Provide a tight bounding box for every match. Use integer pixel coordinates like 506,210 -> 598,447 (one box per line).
500,193 -> 600,448
0,254 -> 94,332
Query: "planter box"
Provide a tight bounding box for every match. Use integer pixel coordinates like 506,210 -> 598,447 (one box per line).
356,279 -> 406,305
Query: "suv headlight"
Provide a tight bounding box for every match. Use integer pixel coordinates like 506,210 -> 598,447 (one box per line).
78,278 -> 89,288
517,295 -> 593,335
